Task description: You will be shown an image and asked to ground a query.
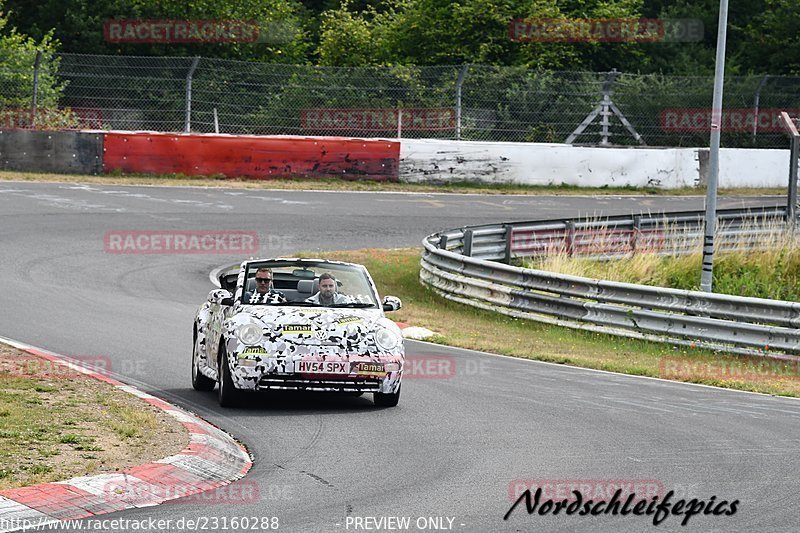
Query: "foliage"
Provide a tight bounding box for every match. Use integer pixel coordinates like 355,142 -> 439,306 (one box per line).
3,0 -> 310,63
0,4 -> 63,109
1,0 -> 799,76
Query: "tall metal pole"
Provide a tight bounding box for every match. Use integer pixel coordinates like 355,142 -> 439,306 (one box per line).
700,0 -> 730,292
455,64 -> 468,140
31,51 -> 42,127
184,57 -> 200,133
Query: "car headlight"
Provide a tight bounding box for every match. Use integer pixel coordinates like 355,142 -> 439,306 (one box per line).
375,327 -> 400,351
237,323 -> 263,345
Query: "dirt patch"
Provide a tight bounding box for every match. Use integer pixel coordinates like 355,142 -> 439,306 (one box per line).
0,343 -> 188,490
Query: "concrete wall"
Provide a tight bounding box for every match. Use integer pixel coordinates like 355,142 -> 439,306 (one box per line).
400,139 -> 791,189
0,129 -> 790,188
103,132 -> 401,181
0,130 -> 103,174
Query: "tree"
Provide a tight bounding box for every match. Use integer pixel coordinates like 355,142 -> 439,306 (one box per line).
743,0 -> 800,74
3,0 -> 311,64
0,2 -> 76,128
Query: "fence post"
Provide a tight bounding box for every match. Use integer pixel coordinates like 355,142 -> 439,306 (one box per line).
455,64 -> 469,140
31,50 -> 42,127
397,109 -> 402,139
752,75 -> 770,141
184,57 -> 200,133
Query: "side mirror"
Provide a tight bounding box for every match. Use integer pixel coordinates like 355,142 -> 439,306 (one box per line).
208,289 -> 234,306
382,296 -> 402,312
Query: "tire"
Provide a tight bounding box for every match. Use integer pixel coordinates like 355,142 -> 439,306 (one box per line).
373,385 -> 400,407
217,344 -> 241,407
191,331 -> 216,392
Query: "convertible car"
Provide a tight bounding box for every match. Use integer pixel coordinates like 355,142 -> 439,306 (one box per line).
192,258 -> 404,407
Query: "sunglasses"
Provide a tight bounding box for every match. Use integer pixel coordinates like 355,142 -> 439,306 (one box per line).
255,277 -> 272,283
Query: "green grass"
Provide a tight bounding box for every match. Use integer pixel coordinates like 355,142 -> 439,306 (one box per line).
306,248 -> 800,398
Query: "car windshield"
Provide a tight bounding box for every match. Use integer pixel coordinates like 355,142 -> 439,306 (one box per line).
240,261 -> 379,308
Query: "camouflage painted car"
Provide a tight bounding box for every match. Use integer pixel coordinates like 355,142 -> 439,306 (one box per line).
192,258 -> 404,407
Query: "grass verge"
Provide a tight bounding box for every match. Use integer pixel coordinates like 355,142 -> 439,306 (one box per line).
0,344 -> 187,490
307,248 -> 800,398
0,170 -> 786,197
523,216 -> 800,301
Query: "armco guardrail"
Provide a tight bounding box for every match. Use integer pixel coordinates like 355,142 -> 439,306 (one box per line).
421,206 -> 800,356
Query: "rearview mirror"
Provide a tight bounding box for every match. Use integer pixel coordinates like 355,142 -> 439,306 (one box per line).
382,296 -> 402,312
208,289 -> 234,306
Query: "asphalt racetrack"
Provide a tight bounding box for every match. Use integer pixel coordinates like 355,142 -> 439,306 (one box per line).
1,181 -> 798,532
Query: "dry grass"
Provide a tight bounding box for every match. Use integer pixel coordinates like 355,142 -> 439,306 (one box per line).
527,217 -> 800,300
0,170 -> 786,196
0,344 -> 187,490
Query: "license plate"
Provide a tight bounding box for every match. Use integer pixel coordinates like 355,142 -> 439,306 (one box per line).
297,361 -> 350,374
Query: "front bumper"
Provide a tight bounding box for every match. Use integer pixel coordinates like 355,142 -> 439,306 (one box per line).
229,354 -> 403,394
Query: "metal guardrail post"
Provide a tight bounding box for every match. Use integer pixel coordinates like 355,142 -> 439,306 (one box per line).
631,215 -> 641,253
503,224 -> 513,264
31,51 -> 42,127
781,112 -> 800,223
565,220 -> 575,257
463,229 -> 474,257
184,57 -> 200,133
438,234 -> 448,250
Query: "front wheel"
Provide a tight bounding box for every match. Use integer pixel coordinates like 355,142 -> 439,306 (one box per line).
217,346 -> 241,407
373,385 -> 400,407
191,332 -> 216,392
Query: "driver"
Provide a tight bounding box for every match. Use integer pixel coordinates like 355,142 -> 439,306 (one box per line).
306,273 -> 351,305
244,267 -> 287,304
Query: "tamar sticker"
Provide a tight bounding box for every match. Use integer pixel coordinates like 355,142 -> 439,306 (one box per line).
239,347 -> 268,357
356,362 -> 385,376
282,324 -> 312,334
337,316 -> 363,325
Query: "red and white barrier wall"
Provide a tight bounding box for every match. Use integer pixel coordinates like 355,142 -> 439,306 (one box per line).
0,130 -> 791,188
399,139 -> 791,189
104,132 -> 400,181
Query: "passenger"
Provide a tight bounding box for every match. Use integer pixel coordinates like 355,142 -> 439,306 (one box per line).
306,273 -> 351,305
